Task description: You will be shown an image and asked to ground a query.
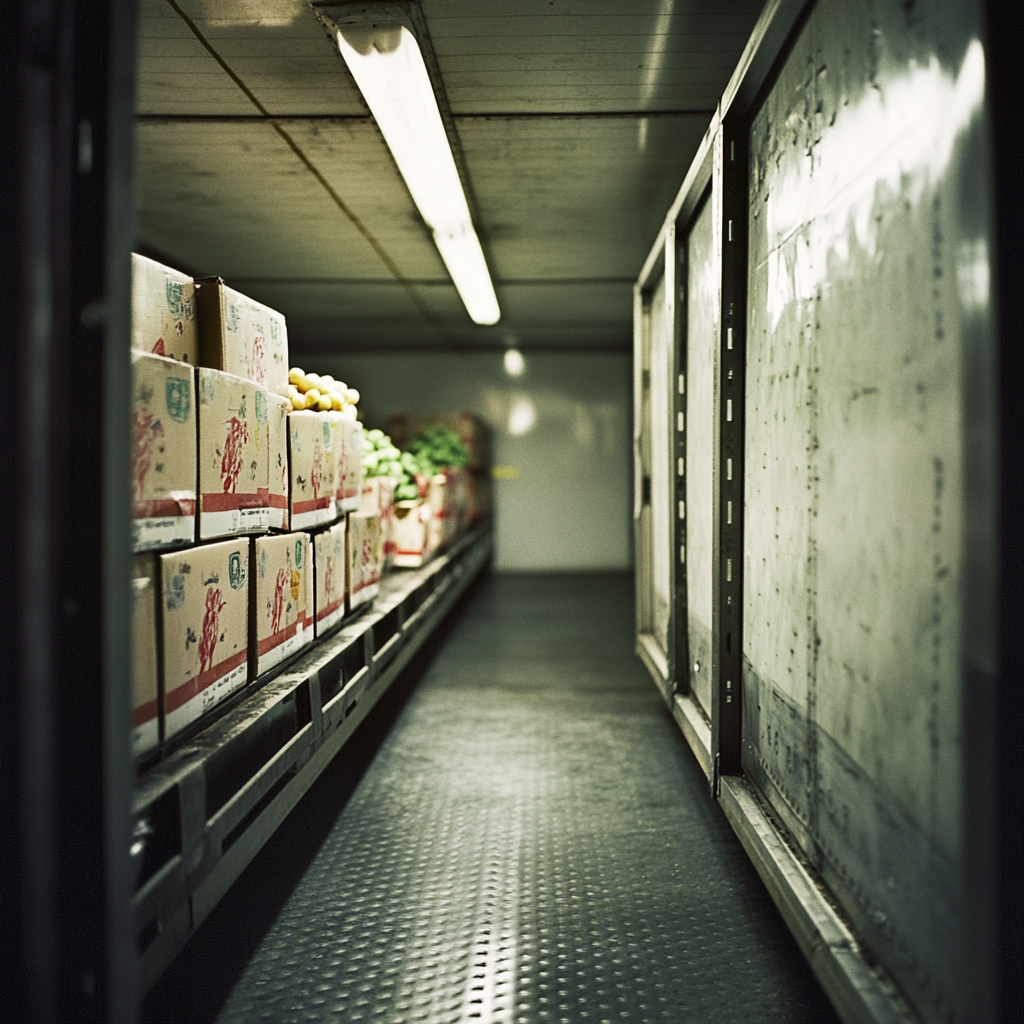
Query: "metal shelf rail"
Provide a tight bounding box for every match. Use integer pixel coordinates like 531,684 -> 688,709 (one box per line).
131,523 -> 493,992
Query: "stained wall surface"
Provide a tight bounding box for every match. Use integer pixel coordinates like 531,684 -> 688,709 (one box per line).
742,1 -> 996,1021
307,351 -> 632,573
684,196 -> 716,718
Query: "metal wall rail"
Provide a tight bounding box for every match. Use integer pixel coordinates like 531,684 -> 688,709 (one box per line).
131,524 -> 493,993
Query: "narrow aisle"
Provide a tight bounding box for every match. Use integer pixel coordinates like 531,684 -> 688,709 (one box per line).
145,574 -> 838,1024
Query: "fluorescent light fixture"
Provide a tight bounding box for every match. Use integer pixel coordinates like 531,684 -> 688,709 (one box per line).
336,24 -> 501,326
503,348 -> 525,376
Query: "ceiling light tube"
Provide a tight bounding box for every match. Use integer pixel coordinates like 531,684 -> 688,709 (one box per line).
336,24 -> 500,326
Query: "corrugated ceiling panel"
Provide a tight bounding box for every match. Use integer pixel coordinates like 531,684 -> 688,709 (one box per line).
461,115 -> 710,278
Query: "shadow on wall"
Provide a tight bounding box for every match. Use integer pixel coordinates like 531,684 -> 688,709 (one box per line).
294,350 -> 633,571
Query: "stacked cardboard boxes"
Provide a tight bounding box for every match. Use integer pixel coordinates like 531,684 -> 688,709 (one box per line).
128,253 -> 423,760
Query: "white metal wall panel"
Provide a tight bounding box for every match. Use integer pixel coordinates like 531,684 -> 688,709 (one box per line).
684,196 -> 715,718
742,1 -> 996,1020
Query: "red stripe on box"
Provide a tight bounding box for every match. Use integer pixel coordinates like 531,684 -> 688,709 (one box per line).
133,498 -> 196,518
258,620 -> 299,656
202,492 -> 265,512
165,649 -> 247,713
293,496 -> 332,514
317,597 -> 343,622
268,492 -> 288,509
132,698 -> 158,727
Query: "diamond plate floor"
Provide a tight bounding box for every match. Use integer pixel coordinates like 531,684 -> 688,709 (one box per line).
143,572 -> 840,1024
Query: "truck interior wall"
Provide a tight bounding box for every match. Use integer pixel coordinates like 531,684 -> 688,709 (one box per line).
684,194 -> 716,721
740,2 -> 996,1022
304,351 -> 632,572
648,278 -> 673,648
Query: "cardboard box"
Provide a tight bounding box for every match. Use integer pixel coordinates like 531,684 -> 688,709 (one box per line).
333,417 -> 363,513
195,277 -> 289,396
131,554 -> 160,757
160,539 -> 250,740
388,412 -> 491,471
197,367 -> 271,539
250,532 -> 312,678
313,520 -> 347,635
131,253 -> 198,364
131,351 -> 197,552
391,500 -> 437,568
347,511 -> 382,611
304,529 -> 315,645
288,411 -> 336,530
361,476 -> 397,566
266,392 -> 290,530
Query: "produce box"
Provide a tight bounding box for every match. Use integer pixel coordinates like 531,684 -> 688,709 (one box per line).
391,500 -> 438,568
160,539 -> 249,741
335,417 -> 363,513
288,410 -> 336,530
266,392 -> 290,530
131,351 -> 196,552
250,532 -> 312,678
347,511 -> 382,611
195,277 -> 289,397
388,412 -> 491,471
313,520 -> 347,635
360,476 -> 397,567
197,367 -> 271,539
131,553 -> 160,757
131,253 -> 197,364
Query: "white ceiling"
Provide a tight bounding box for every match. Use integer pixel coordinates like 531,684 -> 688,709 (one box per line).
135,0 -> 764,352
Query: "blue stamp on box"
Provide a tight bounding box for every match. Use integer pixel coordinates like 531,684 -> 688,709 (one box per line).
166,573 -> 186,611
165,378 -> 191,423
295,540 -> 302,568
228,551 -> 246,590
255,390 -> 267,424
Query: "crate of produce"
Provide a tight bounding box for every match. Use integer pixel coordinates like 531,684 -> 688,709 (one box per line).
313,520 -> 347,636
388,412 -> 491,471
131,553 -> 160,757
347,511 -> 383,610
159,539 -> 250,741
131,351 -> 197,552
131,253 -> 197,364
249,532 -> 313,678
195,277 -> 289,397
197,367 -> 271,539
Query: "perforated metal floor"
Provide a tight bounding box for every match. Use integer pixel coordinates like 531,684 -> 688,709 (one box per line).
144,573 -> 839,1024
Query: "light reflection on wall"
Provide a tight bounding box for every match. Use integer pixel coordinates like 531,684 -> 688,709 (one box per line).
764,39 -> 987,331
309,352 -> 632,570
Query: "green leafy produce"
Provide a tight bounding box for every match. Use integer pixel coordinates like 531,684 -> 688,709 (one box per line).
362,428 -> 425,501
405,426 -> 469,474
361,424 -> 468,504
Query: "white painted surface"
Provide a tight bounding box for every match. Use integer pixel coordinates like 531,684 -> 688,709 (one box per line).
304,351 -> 632,571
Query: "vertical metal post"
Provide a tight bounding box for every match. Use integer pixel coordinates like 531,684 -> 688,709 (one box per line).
984,3 -> 1023,1019
710,121 -> 747,790
672,222 -> 690,696
663,226 -> 680,690
0,0 -> 138,1020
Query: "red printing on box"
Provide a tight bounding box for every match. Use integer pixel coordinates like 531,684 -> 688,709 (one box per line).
317,597 -> 343,622
133,497 -> 196,519
202,491 -> 267,512
258,618 -> 300,656
132,698 -> 158,727
165,648 -> 248,713
292,496 -> 332,514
